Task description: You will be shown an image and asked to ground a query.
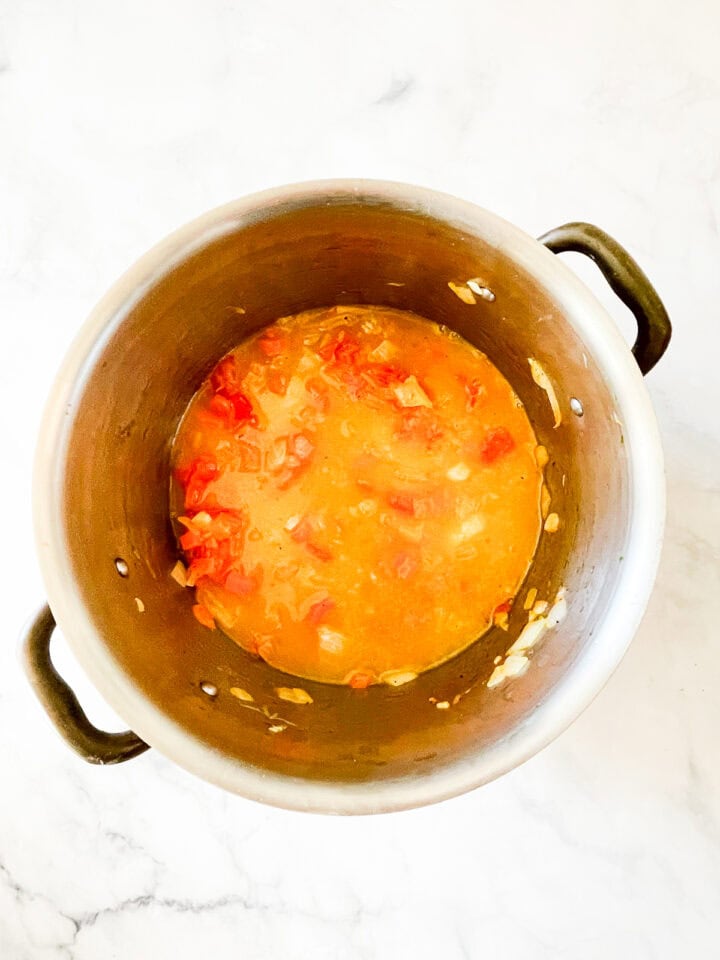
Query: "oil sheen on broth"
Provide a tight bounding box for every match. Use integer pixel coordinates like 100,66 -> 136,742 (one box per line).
172,306 -> 543,687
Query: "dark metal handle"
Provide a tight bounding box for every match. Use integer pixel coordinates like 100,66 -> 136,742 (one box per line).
539,222 -> 671,375
21,604 -> 149,765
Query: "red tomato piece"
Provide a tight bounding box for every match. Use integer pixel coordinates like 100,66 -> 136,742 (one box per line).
319,332 -> 362,366
289,516 -> 314,543
306,596 -> 336,624
386,489 -> 445,519
179,529 -> 203,551
305,376 -> 328,400
224,569 -> 259,596
347,671 -> 373,689
480,426 -> 515,463
396,408 -> 443,446
306,541 -> 333,562
209,393 -> 235,423
363,363 -> 409,387
463,376 -> 485,409
266,368 -> 289,396
237,440 -> 261,472
227,389 -> 255,425
186,556 -> 219,586
192,604 -> 216,630
290,432 -> 315,461
258,329 -> 285,357
210,356 -> 242,395
387,492 -> 416,515
393,552 -> 419,579
178,456 -> 219,509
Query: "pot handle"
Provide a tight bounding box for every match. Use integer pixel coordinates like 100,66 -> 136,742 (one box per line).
21,604 -> 149,764
538,222 -> 671,375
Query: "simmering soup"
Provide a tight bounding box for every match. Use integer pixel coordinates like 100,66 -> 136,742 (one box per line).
171,306 -> 543,687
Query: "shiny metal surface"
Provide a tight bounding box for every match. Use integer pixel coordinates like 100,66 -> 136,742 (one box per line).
33,181 -> 665,813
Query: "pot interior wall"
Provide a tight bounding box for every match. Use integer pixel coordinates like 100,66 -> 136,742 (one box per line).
60,197 -> 628,786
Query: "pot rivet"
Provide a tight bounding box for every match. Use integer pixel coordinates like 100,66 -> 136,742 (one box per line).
569,397 -> 584,417
200,681 -> 218,698
114,558 -> 129,577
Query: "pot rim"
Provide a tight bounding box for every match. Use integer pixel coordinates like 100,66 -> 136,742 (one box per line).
33,179 -> 665,814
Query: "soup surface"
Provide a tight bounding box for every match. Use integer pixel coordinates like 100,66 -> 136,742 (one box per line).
172,305 -> 543,686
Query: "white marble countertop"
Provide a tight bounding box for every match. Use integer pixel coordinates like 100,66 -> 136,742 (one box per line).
2,1 -> 719,957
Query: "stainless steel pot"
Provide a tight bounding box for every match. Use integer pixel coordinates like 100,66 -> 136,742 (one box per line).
22,180 -> 670,813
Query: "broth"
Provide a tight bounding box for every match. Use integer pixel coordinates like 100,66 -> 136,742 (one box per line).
171,306 -> 543,686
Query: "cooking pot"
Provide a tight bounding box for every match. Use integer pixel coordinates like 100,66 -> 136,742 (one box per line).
22,180 -> 670,814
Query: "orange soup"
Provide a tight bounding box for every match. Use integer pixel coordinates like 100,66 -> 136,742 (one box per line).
171,306 -> 543,686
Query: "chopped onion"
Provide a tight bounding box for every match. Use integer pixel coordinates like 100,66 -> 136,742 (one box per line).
541,485 -> 552,519
369,339 -> 398,362
547,595 -> 568,627
393,376 -> 432,408
528,358 -> 562,428
503,654 -> 530,678
381,670 -> 418,687
276,687 -> 314,705
447,462 -> 470,482
447,281 -> 477,305
170,561 -> 188,587
507,618 -> 546,656
544,512 -> 560,533
535,444 -> 549,468
230,687 -> 254,702
317,626 -> 346,653
452,515 -> 485,542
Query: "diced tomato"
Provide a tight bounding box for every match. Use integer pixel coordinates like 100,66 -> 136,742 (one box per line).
480,426 -> 515,463
275,467 -> 297,490
227,389 -> 255,425
289,516 -> 314,543
290,432 -> 315,461
266,368 -> 289,396
180,529 -> 204,551
178,456 -> 219,509
493,597 -> 513,630
186,556 -> 220,586
396,408 -> 443,446
192,603 -> 216,630
179,508 -> 247,588
387,492 -> 416,515
305,376 -> 328,400
458,374 -> 485,410
386,489 -> 445,519
306,541 -> 333,562
273,434 -> 314,489
363,363 -> 409,387
347,671 -> 373,689
209,393 -> 235,424
224,569 -> 259,596
237,440 -> 261,472
306,596 -> 336,624
393,552 -> 419,579
210,356 -> 242,395
319,332 -> 362,366
207,355 -> 257,426
258,329 -> 285,357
